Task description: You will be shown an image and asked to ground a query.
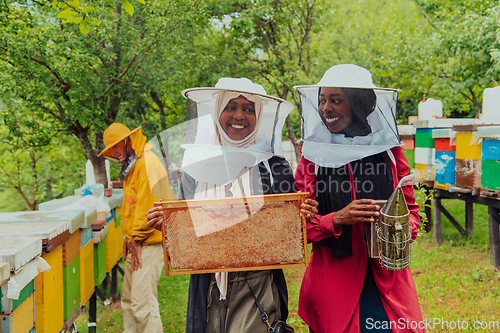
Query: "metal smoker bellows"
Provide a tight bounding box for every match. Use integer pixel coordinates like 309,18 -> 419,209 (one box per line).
376,186 -> 411,270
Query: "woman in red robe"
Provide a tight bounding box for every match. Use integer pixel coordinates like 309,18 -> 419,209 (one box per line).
294,64 -> 425,333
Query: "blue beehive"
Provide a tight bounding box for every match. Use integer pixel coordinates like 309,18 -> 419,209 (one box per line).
434,151 -> 456,186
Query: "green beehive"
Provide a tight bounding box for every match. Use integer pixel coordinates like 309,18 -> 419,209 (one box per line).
403,149 -> 414,168
63,256 -> 81,320
94,241 -> 106,286
12,280 -> 34,311
415,128 -> 434,148
481,160 -> 500,191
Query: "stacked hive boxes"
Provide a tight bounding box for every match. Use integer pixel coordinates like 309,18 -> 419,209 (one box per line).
398,125 -> 415,168
93,216 -> 108,287
453,124 -> 483,189
478,126 -> 500,192
414,125 -> 437,182
0,237 -> 42,333
38,200 -> 98,308
104,191 -> 124,273
433,128 -> 456,190
113,189 -> 124,265
412,119 -> 482,183
0,210 -> 85,331
0,189 -> 124,332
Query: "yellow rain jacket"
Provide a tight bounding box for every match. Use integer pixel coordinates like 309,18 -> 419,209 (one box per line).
100,125 -> 173,245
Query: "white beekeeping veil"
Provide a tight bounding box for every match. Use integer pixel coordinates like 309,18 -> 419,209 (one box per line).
294,64 -> 402,168
179,78 -> 294,185
145,77 -> 295,200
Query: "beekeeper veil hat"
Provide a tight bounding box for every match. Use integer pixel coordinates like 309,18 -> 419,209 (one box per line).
146,78 -> 294,188
294,64 -> 402,168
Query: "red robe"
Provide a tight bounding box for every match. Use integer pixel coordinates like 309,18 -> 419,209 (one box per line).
296,146 -> 424,333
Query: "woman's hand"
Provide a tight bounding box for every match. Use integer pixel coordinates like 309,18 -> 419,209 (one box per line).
332,199 -> 380,228
300,198 -> 319,223
146,202 -> 165,231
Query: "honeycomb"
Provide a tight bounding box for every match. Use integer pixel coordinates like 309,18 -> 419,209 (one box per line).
164,201 -> 303,270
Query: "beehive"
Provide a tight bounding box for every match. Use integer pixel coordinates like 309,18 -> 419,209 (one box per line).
478,125 -> 500,191
63,230 -> 80,267
456,132 -> 482,160
11,280 -> 34,313
93,241 -> 106,287
115,206 -> 122,227
159,193 -> 308,275
0,211 -> 84,235
433,128 -> 456,188
38,196 -> 98,229
0,238 -> 42,272
114,222 -> 124,263
414,148 -> 435,181
79,226 -> 93,248
0,222 -> 69,254
398,125 -> 415,168
455,159 -> 481,188
79,241 -> 94,306
105,221 -> 117,273
415,128 -> 435,149
1,293 -> 35,333
35,246 -> 64,333
1,257 -> 39,317
63,256 -> 80,320
453,125 -> 483,189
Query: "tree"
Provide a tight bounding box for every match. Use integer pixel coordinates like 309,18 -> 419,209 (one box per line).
394,0 -> 500,116
0,0 -> 202,187
202,0 -> 320,162
0,102 -> 85,210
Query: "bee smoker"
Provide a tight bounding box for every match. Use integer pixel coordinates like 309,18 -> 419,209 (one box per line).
365,200 -> 386,259
376,186 -> 412,270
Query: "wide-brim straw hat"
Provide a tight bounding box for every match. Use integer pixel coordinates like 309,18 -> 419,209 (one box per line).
98,123 -> 141,157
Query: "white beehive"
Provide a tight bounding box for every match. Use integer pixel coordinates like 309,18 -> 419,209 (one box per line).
0,210 -> 84,234
418,98 -> 443,120
39,196 -> 97,228
482,87 -> 500,121
0,237 -> 42,273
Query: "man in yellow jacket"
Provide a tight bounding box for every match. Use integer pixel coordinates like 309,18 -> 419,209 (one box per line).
99,123 -> 173,333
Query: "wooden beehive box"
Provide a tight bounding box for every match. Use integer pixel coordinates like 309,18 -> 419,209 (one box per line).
0,222 -> 69,254
158,192 -> 309,275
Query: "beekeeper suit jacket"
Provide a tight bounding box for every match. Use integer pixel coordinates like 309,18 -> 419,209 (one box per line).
103,126 -> 173,245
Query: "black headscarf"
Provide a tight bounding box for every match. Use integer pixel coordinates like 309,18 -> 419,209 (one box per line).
315,87 -> 391,256
336,88 -> 377,138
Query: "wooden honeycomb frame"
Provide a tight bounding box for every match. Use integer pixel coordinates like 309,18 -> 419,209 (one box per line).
157,192 -> 309,276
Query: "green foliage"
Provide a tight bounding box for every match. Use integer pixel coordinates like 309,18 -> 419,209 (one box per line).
0,103 -> 86,210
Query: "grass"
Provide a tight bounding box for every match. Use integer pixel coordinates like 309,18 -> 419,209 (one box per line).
75,199 -> 500,332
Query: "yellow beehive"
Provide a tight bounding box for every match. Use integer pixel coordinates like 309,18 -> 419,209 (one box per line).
35,246 -> 64,333
115,222 -> 124,263
105,222 -> 117,272
414,163 -> 434,181
12,294 -> 34,333
456,132 -> 482,160
79,240 -> 95,306
115,206 -> 122,223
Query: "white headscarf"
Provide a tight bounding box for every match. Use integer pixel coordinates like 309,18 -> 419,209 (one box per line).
190,83 -> 273,301
214,91 -> 264,148
180,78 -> 294,185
